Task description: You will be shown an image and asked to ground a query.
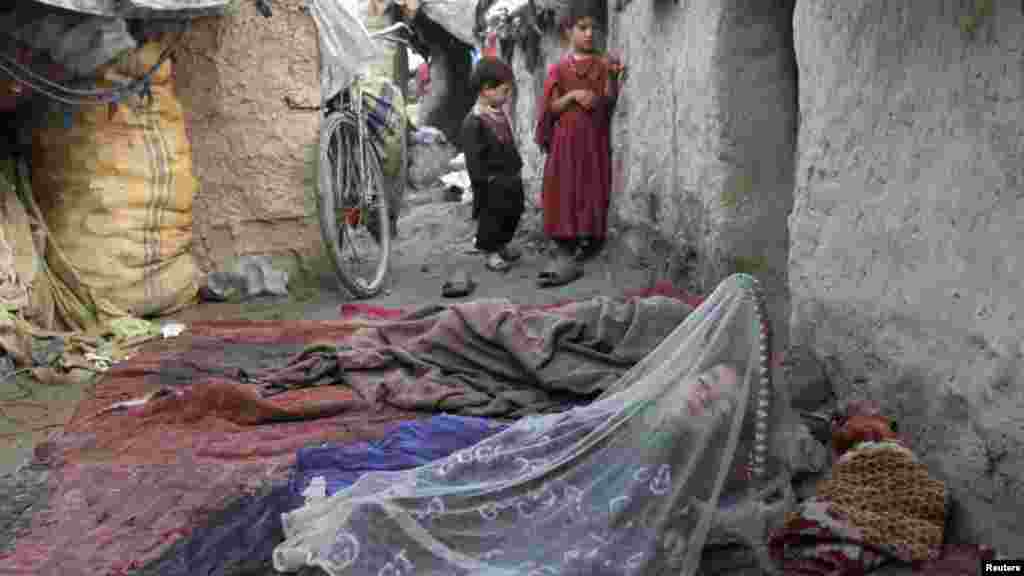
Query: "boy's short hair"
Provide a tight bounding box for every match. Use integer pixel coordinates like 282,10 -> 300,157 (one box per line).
470,57 -> 515,94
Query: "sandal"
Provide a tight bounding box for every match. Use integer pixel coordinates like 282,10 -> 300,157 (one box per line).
574,239 -> 605,263
537,255 -> 583,288
442,269 -> 476,298
499,244 -> 522,262
485,252 -> 511,272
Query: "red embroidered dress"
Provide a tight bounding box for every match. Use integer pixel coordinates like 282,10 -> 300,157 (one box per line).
535,54 -> 615,240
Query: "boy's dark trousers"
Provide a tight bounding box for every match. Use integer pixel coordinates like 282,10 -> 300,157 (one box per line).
474,173 -> 524,253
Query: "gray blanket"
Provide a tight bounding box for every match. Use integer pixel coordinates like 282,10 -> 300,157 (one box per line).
320,295 -> 694,418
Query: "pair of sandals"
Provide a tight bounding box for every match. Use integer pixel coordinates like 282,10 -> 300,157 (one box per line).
537,253 -> 583,288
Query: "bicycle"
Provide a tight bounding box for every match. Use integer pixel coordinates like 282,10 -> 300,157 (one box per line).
318,22 -> 412,299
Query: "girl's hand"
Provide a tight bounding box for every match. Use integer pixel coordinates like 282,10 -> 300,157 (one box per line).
574,89 -> 596,110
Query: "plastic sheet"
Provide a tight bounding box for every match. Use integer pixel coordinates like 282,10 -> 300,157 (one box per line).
273,274 -> 797,575
309,0 -> 382,103
23,0 -> 231,18
420,0 -> 478,46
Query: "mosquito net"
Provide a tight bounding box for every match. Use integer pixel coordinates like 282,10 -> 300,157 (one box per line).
273,273 -> 794,575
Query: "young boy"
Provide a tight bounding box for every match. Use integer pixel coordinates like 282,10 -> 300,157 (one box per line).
461,57 -> 524,272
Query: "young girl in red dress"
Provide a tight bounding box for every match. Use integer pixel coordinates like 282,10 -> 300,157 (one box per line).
534,1 -> 626,287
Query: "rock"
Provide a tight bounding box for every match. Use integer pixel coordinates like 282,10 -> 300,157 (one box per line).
781,346 -> 833,412
203,255 -> 289,301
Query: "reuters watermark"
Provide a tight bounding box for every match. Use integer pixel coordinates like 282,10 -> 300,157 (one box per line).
984,560 -> 1024,573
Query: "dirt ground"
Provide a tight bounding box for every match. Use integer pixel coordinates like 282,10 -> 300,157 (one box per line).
0,195 -> 665,478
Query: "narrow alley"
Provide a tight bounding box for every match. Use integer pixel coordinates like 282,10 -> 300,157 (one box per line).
1,0 -> 1021,575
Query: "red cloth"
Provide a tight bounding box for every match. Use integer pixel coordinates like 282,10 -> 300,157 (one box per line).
536,54 -> 614,240
2,320 -> 418,576
416,62 -> 430,98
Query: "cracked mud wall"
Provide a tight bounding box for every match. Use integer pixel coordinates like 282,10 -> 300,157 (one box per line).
609,0 -> 797,349
174,0 -> 322,272
790,0 -> 1024,553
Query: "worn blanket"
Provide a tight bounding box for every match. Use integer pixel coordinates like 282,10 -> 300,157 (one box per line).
0,320 -> 419,576
0,290 -> 696,576
315,294 -> 695,418
770,440 -> 948,575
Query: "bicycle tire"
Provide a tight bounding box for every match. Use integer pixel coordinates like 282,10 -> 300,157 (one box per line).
318,111 -> 392,299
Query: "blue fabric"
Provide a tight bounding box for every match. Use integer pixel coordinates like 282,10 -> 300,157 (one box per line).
137,414 -> 505,576
289,414 -> 507,506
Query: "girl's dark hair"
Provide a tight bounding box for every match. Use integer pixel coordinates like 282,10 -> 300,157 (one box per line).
560,0 -> 604,32
470,57 -> 515,94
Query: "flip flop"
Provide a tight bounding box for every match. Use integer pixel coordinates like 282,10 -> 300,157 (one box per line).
499,245 -> 522,262
574,240 -> 605,263
537,257 -> 583,288
485,253 -> 511,272
442,269 -> 476,298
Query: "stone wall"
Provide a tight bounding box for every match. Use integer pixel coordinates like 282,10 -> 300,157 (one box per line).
174,0 -> 322,272
789,0 -> 1024,554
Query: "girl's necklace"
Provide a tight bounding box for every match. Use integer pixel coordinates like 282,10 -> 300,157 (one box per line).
569,52 -> 598,79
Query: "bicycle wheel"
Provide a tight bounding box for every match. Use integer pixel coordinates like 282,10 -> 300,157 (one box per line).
318,111 -> 392,298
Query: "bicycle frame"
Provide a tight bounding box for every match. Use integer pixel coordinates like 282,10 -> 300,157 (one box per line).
317,21 -> 412,296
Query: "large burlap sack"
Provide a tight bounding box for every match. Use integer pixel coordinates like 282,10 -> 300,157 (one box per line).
31,41 -> 198,331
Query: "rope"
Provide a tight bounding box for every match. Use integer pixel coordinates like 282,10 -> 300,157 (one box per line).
0,29 -> 186,107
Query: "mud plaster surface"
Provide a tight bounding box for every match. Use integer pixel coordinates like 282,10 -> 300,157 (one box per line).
173,0 -> 323,273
